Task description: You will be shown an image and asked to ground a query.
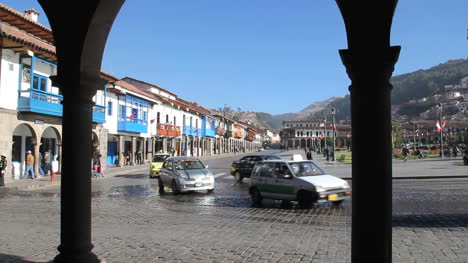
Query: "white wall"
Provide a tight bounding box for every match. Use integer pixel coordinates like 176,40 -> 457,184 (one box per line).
0,49 -> 20,110
103,92 -> 119,135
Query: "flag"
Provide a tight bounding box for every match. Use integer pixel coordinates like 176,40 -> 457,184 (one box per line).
333,124 -> 337,131
150,118 -> 155,123
129,113 -> 135,120
436,120 -> 441,132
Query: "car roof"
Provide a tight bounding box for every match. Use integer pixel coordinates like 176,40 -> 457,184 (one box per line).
167,156 -> 201,161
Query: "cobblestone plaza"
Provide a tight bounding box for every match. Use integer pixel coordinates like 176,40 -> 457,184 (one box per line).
1,151 -> 467,263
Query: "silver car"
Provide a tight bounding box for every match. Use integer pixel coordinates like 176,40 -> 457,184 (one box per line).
158,156 -> 215,194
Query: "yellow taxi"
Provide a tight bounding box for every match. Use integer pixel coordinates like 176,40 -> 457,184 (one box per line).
149,153 -> 170,178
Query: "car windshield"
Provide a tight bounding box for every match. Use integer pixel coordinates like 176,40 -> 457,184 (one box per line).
175,160 -> 205,170
152,155 -> 170,162
290,162 -> 325,177
264,155 -> 281,160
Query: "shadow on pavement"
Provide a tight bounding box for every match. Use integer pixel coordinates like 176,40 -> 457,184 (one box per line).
113,173 -> 147,179
393,214 -> 468,228
0,254 -> 46,263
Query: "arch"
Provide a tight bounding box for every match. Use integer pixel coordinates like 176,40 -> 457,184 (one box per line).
11,123 -> 38,178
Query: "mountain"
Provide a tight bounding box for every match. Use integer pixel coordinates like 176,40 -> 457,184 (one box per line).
214,59 -> 468,132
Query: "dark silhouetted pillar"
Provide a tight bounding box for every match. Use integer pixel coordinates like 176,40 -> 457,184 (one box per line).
37,1 -> 125,262
335,1 -> 400,262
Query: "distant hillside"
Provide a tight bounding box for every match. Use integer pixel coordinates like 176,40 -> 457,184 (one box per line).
310,58 -> 468,120
214,58 -> 468,131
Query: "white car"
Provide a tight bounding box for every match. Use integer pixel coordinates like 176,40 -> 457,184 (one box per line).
248,156 -> 351,208
158,156 -> 215,194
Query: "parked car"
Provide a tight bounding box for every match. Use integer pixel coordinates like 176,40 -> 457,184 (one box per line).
149,152 -> 171,178
248,155 -> 351,208
230,154 -> 281,183
158,156 -> 214,194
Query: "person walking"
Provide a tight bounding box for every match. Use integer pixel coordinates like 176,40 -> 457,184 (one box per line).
23,150 -> 35,179
306,149 -> 313,160
402,146 -> 410,162
38,151 -> 45,176
44,150 -> 52,176
0,154 -> 7,186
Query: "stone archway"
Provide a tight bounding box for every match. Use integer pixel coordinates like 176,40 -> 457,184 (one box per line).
39,126 -> 62,174
11,123 -> 38,179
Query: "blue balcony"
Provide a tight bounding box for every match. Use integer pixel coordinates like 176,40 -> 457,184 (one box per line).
202,128 -> 215,137
18,90 -> 63,117
183,125 -> 201,137
118,119 -> 147,133
92,105 -> 106,123
18,90 -> 107,123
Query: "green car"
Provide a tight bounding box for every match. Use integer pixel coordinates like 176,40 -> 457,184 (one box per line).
149,153 -> 170,178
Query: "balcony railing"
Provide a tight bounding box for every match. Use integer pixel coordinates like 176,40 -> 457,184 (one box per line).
157,123 -> 181,136
233,131 -> 243,138
92,105 -> 106,123
202,128 -> 216,137
18,89 -> 63,117
18,90 -> 106,123
216,127 -> 226,136
118,118 -> 147,133
183,125 -> 201,137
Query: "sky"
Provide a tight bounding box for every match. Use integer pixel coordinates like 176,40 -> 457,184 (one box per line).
2,0 -> 467,114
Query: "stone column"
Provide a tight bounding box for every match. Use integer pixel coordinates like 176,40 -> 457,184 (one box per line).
33,142 -> 40,176
143,138 -> 147,163
117,136 -> 123,167
131,137 -> 136,165
57,143 -> 62,173
335,1 -> 399,262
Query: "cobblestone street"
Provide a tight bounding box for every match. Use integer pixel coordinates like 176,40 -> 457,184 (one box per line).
1,162 -> 467,263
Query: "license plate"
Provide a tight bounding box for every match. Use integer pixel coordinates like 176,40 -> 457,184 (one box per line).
328,194 -> 338,201
195,182 -> 203,187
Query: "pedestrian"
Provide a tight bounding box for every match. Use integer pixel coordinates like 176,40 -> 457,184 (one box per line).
306,150 -> 312,160
402,146 -> 409,162
136,150 -> 142,165
0,154 -> 7,186
38,151 -> 45,176
304,146 -> 308,154
170,147 -> 175,156
125,152 -> 130,165
23,150 -> 35,179
92,155 -> 103,178
44,150 -> 52,176
453,146 -> 459,158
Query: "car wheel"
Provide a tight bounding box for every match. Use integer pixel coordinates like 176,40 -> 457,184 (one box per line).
332,200 -> 344,206
280,200 -> 291,209
158,178 -> 165,194
207,188 -> 214,194
251,188 -> 262,206
298,191 -> 314,209
171,180 -> 180,195
234,171 -> 243,183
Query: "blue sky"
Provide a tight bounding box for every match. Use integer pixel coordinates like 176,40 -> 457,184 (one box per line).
3,1 -> 467,114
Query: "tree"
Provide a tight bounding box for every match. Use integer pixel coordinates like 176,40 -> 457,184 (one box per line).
391,122 -> 403,148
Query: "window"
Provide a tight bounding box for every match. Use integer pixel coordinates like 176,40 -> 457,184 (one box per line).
32,74 -> 48,91
183,115 -> 186,126
157,112 -> 160,124
119,105 -> 126,119
107,101 -> 113,116
174,116 -> 176,126
166,114 -> 169,123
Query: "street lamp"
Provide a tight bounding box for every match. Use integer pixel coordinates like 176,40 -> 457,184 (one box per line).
437,103 -> 443,157
411,118 -> 416,149
323,116 -> 327,150
331,107 -> 336,161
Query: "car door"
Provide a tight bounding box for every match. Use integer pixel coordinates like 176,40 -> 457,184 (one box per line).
245,156 -> 262,176
238,156 -> 252,175
159,160 -> 173,186
268,163 -> 296,200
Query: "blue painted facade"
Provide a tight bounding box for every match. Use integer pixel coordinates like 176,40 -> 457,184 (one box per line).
201,116 -> 216,137
117,94 -> 149,133
183,125 -> 201,137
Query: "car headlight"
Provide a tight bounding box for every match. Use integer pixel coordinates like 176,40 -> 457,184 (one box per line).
343,181 -> 350,189
178,173 -> 189,179
315,185 -> 326,192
